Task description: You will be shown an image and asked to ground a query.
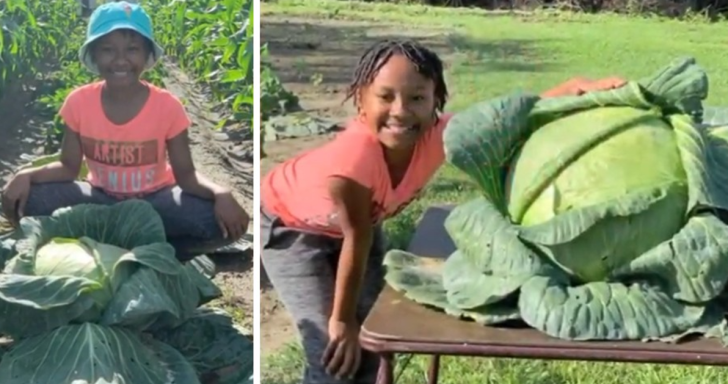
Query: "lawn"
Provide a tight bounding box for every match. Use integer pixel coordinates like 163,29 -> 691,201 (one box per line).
261,0 -> 728,383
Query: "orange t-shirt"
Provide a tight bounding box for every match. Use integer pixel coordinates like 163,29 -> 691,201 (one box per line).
59,81 -> 191,198
262,114 -> 452,238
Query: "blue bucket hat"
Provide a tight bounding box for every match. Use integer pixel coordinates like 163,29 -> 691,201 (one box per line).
79,1 -> 164,74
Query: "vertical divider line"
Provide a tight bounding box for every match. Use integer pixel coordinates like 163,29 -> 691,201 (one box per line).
252,0 -> 262,381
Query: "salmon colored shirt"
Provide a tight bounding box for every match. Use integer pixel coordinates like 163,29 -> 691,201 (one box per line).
262,114 -> 453,238
59,81 -> 191,198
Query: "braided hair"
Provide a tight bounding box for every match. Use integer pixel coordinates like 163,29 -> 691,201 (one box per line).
344,39 -> 449,114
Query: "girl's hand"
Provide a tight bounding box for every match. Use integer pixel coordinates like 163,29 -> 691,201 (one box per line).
322,319 -> 362,380
541,76 -> 627,98
213,191 -> 249,240
1,172 -> 32,225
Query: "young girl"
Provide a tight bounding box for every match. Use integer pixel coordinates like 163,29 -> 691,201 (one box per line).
261,39 -> 625,383
1,1 -> 249,262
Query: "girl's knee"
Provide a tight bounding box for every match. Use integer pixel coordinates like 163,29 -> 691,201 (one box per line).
147,187 -> 221,239
24,182 -> 89,216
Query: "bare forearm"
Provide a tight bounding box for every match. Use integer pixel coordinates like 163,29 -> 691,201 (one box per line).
176,171 -> 230,200
24,161 -> 79,184
330,232 -> 373,323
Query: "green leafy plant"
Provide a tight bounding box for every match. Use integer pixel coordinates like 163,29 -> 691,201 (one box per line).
384,57 -> 728,344
0,0 -> 80,98
259,43 -> 300,158
0,200 -> 253,383
150,0 -> 254,130
260,44 -> 299,122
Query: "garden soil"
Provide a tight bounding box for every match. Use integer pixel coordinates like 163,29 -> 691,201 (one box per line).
0,61 -> 255,333
260,15 -> 457,355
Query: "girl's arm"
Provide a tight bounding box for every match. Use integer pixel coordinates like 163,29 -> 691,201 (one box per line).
167,130 -> 231,199
328,176 -> 375,325
541,77 -> 626,98
22,126 -> 83,183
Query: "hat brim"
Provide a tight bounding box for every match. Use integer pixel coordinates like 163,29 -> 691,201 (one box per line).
79,23 -> 164,75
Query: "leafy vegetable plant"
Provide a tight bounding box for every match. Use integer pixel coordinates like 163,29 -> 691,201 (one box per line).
0,200 -> 253,383
384,57 -> 728,343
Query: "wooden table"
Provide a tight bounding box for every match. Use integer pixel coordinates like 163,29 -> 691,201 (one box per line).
359,205 -> 728,384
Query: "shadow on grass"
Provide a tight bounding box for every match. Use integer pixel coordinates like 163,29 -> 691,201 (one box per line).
262,19 -> 556,88
446,34 -> 558,74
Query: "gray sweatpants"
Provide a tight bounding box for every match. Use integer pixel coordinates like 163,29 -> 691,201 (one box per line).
23,181 -> 232,261
260,206 -> 386,384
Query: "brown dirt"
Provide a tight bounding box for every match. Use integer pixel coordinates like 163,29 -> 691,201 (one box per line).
259,15 -> 457,355
161,63 -> 255,332
0,62 -> 255,331
0,80 -> 53,183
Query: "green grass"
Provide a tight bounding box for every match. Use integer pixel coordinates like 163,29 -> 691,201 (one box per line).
262,0 -> 728,383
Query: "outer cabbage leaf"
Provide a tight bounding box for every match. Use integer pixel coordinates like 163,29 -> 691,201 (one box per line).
636,56 -> 708,118
442,93 -> 540,214
611,213 -> 728,303
670,114 -> 728,212
518,274 -> 707,341
527,81 -> 653,129
186,255 -> 224,303
103,262 -> 222,331
700,124 -> 728,217
152,308 -> 255,384
442,198 -> 547,307
0,238 -> 15,271
518,185 -> 686,282
13,200 -> 167,258
644,302 -> 728,344
102,267 -> 183,330
0,323 -> 200,384
0,274 -> 99,337
384,250 -> 520,324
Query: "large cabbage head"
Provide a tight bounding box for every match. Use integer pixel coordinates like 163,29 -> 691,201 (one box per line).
32,236 -> 130,310
383,57 -> 728,344
505,105 -> 690,282
0,200 -> 253,384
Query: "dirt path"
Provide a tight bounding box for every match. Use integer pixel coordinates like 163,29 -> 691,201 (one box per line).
0,62 -> 255,331
260,15 -> 458,355
0,80 -> 54,182
160,63 -> 255,331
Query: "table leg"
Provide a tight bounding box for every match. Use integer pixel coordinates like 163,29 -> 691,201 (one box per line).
376,353 -> 395,384
427,355 -> 440,384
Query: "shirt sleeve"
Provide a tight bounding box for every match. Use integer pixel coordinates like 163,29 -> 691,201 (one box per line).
58,87 -> 84,133
165,93 -> 192,140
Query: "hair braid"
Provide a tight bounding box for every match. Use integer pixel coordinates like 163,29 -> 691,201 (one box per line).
344,39 -> 448,113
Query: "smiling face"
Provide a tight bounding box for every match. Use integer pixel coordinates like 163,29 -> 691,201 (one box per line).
357,54 -> 437,153
90,29 -> 152,89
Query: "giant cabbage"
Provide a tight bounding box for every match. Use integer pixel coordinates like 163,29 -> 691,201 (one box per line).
384,57 -> 728,343
0,200 -> 253,383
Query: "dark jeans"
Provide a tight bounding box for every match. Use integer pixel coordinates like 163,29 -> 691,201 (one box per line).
23,181 -> 232,261
260,205 -> 386,384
